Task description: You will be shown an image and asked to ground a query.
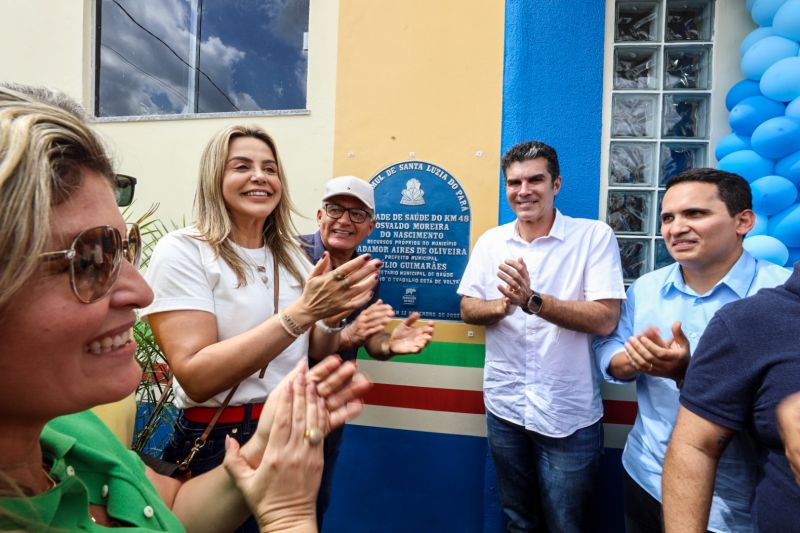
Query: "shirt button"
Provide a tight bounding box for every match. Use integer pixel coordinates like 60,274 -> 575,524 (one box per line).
66,466 -> 76,476
143,505 -> 154,518
102,484 -> 109,498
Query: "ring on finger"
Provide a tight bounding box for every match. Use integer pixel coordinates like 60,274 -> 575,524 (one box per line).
648,363 -> 654,371
304,427 -> 323,446
333,270 -> 346,282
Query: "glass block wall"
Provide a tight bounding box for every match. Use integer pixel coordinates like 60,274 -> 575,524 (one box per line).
607,0 -> 715,281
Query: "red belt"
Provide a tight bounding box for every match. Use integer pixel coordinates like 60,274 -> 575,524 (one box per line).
183,402 -> 264,424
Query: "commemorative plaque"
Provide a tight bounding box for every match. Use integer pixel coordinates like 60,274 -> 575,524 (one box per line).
358,161 -> 471,321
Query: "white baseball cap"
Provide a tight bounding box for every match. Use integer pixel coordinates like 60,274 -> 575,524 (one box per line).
322,175 -> 375,211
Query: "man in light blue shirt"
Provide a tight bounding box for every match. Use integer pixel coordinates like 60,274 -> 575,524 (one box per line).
593,168 -> 791,533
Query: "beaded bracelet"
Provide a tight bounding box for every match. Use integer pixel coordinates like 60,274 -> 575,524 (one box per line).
279,315 -> 299,338
280,311 -> 306,337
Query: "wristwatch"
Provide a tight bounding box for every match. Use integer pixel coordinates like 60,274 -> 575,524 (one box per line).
315,318 -> 347,334
522,290 -> 544,315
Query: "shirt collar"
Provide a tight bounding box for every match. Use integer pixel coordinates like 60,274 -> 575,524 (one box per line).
508,209 -> 564,244
661,250 -> 756,298
312,231 -> 327,262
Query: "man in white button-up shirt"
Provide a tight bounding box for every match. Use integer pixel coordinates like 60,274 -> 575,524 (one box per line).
458,141 -> 626,532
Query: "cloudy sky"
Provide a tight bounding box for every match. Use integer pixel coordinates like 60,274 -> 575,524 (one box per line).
97,0 -> 309,116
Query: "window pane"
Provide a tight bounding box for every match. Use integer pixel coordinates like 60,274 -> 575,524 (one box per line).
95,0 -> 309,117
663,45 -> 711,90
198,0 -> 309,113
612,94 -> 658,138
615,46 -> 659,89
654,239 -> 675,269
616,1 -> 660,42
665,0 -> 713,42
619,238 -> 650,281
607,190 -> 652,234
659,142 -> 707,185
96,0 -> 195,117
656,189 -> 666,233
609,142 -> 656,186
662,94 -> 709,138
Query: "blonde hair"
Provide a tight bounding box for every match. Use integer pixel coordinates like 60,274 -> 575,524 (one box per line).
194,125 -> 305,287
0,84 -> 114,310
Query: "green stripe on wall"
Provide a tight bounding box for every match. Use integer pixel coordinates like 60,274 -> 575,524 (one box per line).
358,341 -> 485,368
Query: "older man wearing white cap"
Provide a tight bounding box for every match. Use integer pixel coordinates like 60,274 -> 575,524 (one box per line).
300,175 -> 434,528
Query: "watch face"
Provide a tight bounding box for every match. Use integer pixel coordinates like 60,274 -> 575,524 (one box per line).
528,292 -> 543,313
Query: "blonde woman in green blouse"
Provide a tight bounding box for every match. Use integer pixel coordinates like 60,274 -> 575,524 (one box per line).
0,84 -> 369,532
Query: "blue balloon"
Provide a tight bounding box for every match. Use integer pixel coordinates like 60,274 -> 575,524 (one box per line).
725,79 -> 763,111
751,116 -> 800,158
750,212 -> 770,235
748,0 -> 758,10
741,27 -> 777,56
744,234 -> 789,265
751,175 -> 799,214
761,56 -> 800,101
717,150 -> 775,182
773,0 -> 800,40
776,149 -> 800,187
768,202 -> 800,246
742,35 -> 799,80
753,0 -> 791,26
716,133 -> 752,160
729,95 -> 786,135
786,96 -> 800,120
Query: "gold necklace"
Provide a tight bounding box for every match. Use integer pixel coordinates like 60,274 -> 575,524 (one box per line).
40,463 -> 57,491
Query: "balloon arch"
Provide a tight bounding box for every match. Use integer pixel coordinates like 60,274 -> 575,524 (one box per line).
718,0 -> 800,266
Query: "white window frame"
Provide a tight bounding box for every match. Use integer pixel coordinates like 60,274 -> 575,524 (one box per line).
89,0 -> 311,123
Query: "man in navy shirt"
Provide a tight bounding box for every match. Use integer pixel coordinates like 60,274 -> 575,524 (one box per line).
300,175 -> 434,528
663,263 -> 800,532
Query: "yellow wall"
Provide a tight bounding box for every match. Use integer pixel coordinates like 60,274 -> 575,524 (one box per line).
0,0 -> 341,232
333,0 -> 505,341
333,0 -> 505,245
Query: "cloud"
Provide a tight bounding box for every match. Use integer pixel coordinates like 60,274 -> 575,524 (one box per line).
98,0 -> 259,116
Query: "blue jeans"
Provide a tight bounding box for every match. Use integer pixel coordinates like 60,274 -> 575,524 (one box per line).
486,410 -> 603,533
162,410 -> 260,533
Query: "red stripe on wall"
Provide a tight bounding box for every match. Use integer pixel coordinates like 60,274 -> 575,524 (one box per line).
364,383 -> 485,414
364,383 -> 639,424
603,399 -> 638,425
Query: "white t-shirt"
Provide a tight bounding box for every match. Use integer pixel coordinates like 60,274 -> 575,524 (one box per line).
457,210 -> 626,437
141,227 -> 312,409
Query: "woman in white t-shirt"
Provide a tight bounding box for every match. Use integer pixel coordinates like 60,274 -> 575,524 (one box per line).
142,125 -> 379,531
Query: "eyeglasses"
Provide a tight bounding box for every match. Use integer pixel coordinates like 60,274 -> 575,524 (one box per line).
323,204 -> 372,224
40,224 -> 142,303
115,174 -> 137,207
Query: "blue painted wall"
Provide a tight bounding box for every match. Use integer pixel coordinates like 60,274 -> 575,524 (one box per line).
499,0 -> 608,224
327,426 -> 625,533
324,426 -> 493,532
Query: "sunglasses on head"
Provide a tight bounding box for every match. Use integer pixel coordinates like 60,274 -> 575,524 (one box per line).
115,174 -> 137,207
40,224 -> 142,303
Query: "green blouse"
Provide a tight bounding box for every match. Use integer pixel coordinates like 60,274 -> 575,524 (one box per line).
0,411 -> 185,532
